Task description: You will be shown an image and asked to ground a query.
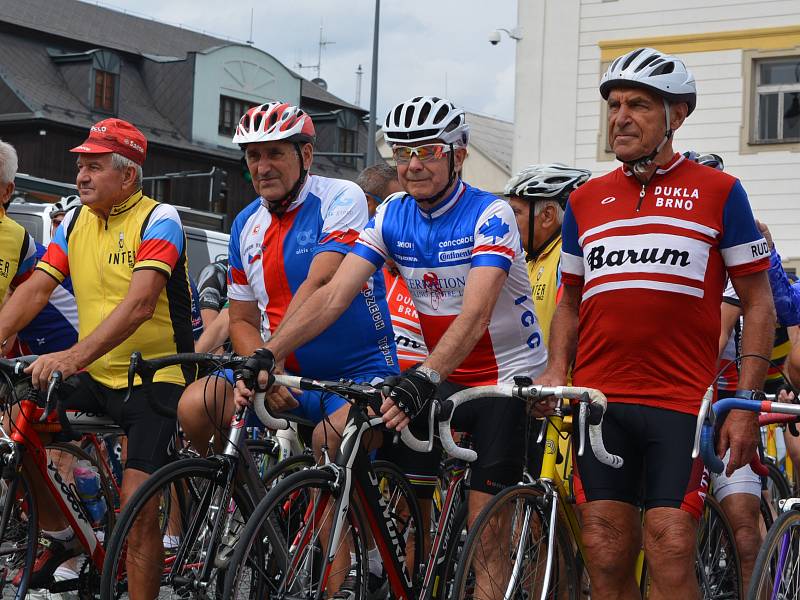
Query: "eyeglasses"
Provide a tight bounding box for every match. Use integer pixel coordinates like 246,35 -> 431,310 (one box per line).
392,143 -> 451,164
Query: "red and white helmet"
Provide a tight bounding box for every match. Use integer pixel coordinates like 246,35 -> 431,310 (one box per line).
232,102 -> 316,145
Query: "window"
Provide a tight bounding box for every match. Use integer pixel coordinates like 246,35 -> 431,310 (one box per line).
754,57 -> 800,144
338,128 -> 357,167
219,96 -> 255,137
93,70 -> 116,113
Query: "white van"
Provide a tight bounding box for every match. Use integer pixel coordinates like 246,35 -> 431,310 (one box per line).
7,199 -> 229,279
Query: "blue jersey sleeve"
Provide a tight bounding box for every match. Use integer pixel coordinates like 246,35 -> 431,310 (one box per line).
560,200 -> 584,286
767,248 -> 800,327
719,180 -> 769,276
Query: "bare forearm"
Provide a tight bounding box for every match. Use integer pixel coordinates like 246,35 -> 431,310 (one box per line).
545,299 -> 579,378
424,312 -> 490,379
738,303 -> 776,390
266,283 -> 349,362
195,310 -> 229,353
229,318 -> 265,356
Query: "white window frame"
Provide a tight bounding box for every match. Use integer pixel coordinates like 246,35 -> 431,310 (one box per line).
753,56 -> 800,144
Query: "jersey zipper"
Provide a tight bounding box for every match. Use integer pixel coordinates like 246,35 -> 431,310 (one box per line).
636,183 -> 646,212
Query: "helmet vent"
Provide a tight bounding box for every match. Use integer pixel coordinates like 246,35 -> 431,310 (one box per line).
622,48 -> 646,70
651,62 -> 675,76
404,106 -> 416,128
636,54 -> 660,71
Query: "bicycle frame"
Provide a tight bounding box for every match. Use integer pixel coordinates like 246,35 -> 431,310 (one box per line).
3,399 -> 106,568
419,461 -> 467,598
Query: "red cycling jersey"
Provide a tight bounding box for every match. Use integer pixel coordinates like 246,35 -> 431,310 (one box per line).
561,154 -> 769,414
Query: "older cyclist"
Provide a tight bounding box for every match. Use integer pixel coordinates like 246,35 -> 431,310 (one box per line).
538,49 -> 775,600
236,96 -> 547,600
0,118 -> 193,597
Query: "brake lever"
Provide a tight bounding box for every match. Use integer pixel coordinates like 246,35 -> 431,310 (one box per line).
39,371 -> 62,423
577,400 -> 588,457
123,352 -> 142,403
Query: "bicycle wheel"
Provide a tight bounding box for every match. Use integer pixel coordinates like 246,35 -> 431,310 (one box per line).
696,495 -> 741,600
100,457 -> 254,599
748,508 -> 800,600
453,484 -> 579,600
245,441 -> 315,490
764,461 -> 792,516
0,469 -> 37,599
223,469 -> 370,599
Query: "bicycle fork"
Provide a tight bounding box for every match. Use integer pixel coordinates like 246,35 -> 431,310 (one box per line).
503,484 -> 559,600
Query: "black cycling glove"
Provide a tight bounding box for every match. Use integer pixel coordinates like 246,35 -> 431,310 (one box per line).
383,367 -> 438,420
237,348 -> 276,391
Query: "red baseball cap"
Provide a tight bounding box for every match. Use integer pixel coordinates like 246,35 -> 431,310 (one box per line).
70,118 -> 147,165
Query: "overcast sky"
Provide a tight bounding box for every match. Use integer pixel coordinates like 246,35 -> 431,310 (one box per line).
96,0 -> 518,121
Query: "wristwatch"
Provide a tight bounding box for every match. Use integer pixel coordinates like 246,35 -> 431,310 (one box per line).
733,389 -> 767,402
416,365 -> 442,385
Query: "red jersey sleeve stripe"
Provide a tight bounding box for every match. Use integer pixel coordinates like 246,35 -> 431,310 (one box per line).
472,245 -> 515,258
229,267 -> 248,285
40,243 -> 69,278
320,229 -> 360,246
137,238 -> 179,268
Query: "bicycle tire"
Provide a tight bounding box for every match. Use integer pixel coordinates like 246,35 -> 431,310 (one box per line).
764,461 -> 792,516
222,469 -> 370,599
244,441 -> 314,490
426,499 -> 468,599
453,484 -> 579,600
100,457 -> 254,599
696,494 -> 742,600
0,469 -> 37,599
747,508 -> 800,600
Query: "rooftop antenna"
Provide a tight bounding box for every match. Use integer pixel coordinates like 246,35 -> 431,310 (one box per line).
246,8 -> 254,45
355,64 -> 363,105
296,23 -> 335,79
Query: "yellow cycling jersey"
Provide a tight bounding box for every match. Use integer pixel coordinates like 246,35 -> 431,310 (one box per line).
0,211 -> 36,300
38,191 -> 193,388
526,233 -> 562,348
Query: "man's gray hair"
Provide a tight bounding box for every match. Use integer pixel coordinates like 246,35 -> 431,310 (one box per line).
355,163 -> 399,199
0,140 -> 18,185
533,199 -> 565,223
111,153 -> 143,188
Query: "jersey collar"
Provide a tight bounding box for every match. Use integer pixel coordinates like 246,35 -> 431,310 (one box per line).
260,175 -> 314,214
622,152 -> 684,178
530,231 -> 561,262
109,190 -> 144,216
417,179 -> 466,220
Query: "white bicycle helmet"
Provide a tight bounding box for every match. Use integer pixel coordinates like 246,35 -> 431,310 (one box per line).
383,96 -> 470,147
504,164 -> 591,208
231,102 -> 315,146
51,195 -> 81,218
600,47 -> 696,114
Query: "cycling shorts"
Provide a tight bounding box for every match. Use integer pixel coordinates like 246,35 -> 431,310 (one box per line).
384,380 -> 529,496
58,372 -> 180,474
711,450 -> 761,501
572,403 -> 709,520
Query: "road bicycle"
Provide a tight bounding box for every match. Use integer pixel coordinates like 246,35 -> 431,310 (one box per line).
99,351 -> 305,599
0,357 -> 118,598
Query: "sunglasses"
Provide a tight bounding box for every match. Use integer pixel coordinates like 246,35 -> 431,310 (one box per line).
392,143 -> 451,164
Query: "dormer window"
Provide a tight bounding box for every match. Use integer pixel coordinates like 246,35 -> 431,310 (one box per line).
94,70 -> 116,113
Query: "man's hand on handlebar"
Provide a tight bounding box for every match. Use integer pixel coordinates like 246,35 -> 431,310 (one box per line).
24,350 -> 80,390
531,368 -> 565,417
717,409 -> 760,477
380,367 -> 438,431
233,348 -> 277,409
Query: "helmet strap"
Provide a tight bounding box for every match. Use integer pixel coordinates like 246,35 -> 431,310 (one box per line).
525,202 -> 536,262
617,98 -> 673,176
266,142 -> 308,215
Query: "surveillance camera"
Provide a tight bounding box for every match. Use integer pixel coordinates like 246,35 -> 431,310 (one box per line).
488,30 -> 501,46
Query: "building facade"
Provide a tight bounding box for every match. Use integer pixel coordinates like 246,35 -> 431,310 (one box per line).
0,0 -> 371,226
513,0 -> 800,261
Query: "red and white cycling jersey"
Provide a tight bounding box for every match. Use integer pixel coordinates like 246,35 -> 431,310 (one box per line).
354,181 -> 547,386
383,268 -> 428,371
561,154 -> 769,414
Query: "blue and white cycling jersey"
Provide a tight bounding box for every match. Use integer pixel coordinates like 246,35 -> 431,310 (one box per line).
18,242 -> 79,354
228,174 -> 398,382
354,180 -> 547,386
